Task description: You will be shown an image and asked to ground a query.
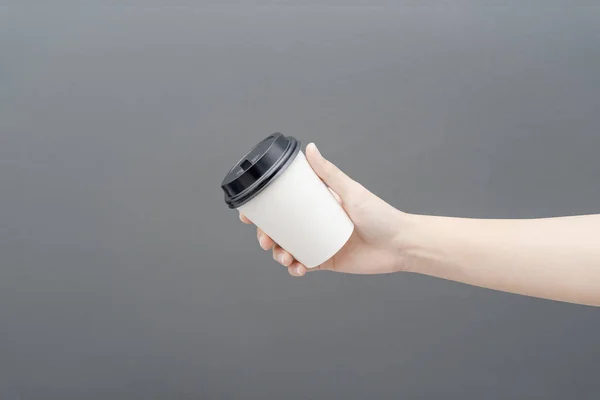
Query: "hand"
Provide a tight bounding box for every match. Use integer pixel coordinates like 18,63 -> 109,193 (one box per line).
240,143 -> 412,277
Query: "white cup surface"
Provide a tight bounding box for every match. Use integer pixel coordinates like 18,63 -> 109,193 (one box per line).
237,151 -> 354,268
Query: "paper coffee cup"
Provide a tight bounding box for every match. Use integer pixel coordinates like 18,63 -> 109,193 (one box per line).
221,133 -> 354,268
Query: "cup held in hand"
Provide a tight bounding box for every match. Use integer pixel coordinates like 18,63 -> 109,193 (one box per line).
221,133 -> 354,268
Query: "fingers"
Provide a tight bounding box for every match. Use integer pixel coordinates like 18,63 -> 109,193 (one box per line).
288,262 -> 308,277
271,244 -> 311,277
266,238 -> 324,277
239,213 -> 252,224
257,227 -> 275,250
305,143 -> 358,200
272,244 -> 293,267
242,213 -> 319,277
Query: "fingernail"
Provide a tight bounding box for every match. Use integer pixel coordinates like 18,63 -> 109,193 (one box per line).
279,254 -> 288,265
295,266 -> 303,275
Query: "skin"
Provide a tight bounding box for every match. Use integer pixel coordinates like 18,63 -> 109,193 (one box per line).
240,143 -> 600,307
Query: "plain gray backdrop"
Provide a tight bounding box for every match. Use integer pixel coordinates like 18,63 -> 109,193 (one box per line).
1,3 -> 600,399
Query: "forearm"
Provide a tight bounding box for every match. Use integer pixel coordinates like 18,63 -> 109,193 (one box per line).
401,214 -> 600,306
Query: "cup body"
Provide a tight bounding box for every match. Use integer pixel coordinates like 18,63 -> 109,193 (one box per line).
237,151 -> 354,268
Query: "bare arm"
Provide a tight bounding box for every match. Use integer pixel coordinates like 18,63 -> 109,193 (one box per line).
403,214 -> 600,306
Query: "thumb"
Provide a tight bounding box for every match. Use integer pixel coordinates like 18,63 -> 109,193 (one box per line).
305,143 -> 358,201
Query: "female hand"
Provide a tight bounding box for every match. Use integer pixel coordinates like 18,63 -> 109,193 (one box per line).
240,143 -> 412,277
238,143 -> 600,306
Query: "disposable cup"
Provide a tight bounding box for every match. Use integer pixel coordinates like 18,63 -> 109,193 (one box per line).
221,133 -> 354,268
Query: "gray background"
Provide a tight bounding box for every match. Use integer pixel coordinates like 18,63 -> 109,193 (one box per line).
1,3 -> 600,399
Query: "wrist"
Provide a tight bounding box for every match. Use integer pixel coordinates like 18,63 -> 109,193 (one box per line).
392,212 -> 441,274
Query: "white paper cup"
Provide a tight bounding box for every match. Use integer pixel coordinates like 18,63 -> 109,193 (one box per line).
221,133 -> 354,268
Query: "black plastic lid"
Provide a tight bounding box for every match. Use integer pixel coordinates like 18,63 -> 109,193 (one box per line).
221,133 -> 301,209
